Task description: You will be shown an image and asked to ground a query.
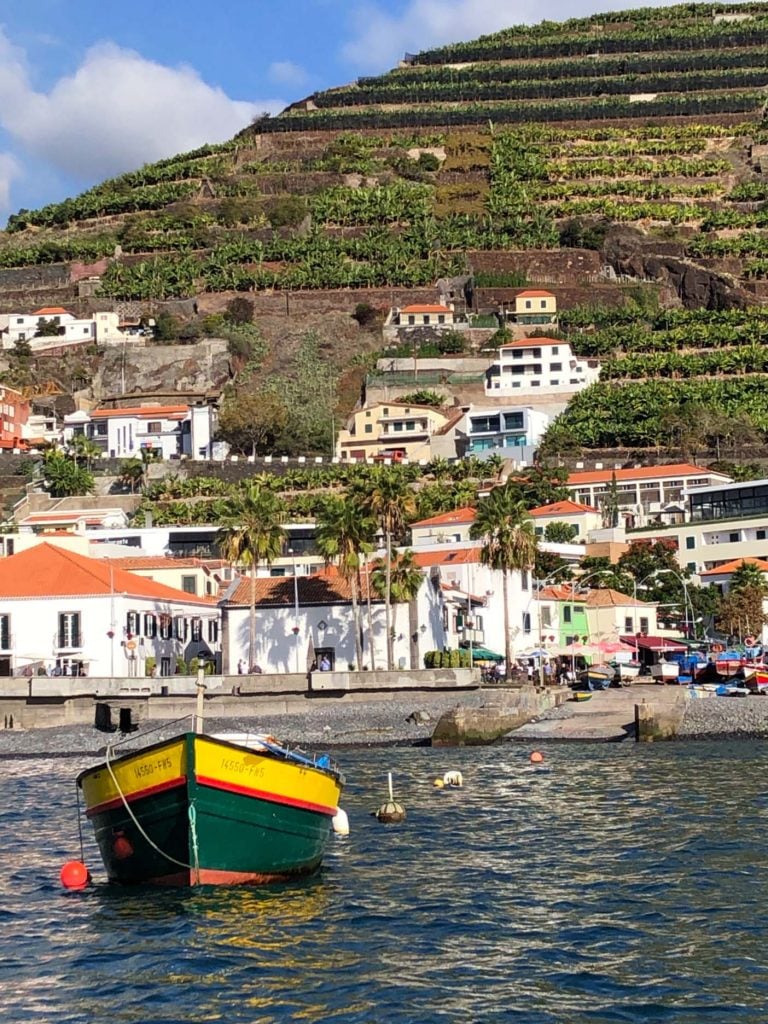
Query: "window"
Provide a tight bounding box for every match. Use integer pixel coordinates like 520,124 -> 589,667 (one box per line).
541,607 -> 552,627
406,422 -> 415,431
525,300 -> 532,309
686,537 -> 695,550
364,424 -> 373,433
181,575 -> 197,595
639,617 -> 649,634
143,613 -> 157,638
522,612 -> 531,634
191,618 -> 202,641
159,614 -> 172,640
758,530 -> 766,541
174,616 -> 187,641
207,619 -> 219,644
625,616 -> 633,633
147,421 -> 162,433
423,315 -> 431,325
540,300 -> 547,309
521,570 -> 529,591
407,316 -> 415,325
729,533 -> 739,543
438,315 -> 445,324
126,611 -> 139,636
0,614 -> 9,650
552,347 -> 559,355
58,612 -> 81,649
550,363 -> 562,372
563,606 -> 572,624
687,562 -> 696,572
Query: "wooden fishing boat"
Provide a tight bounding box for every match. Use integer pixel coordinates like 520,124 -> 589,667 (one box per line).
611,660 -> 641,683
571,691 -> 593,702
578,664 -> 613,691
650,661 -> 679,683
77,730 -> 344,887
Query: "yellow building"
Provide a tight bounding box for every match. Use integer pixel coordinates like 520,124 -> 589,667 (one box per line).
336,401 -> 452,462
512,290 -> 558,326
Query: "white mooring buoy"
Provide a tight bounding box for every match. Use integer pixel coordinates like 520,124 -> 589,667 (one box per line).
443,770 -> 463,788
332,807 -> 350,836
375,771 -> 406,823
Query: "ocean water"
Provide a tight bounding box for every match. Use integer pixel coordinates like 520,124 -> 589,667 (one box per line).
2,741 -> 768,1024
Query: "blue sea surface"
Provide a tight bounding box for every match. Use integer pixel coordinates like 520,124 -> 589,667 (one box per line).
1,742 -> 768,1023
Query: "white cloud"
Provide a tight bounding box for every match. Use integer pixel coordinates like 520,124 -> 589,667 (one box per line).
268,60 -> 309,87
0,153 -> 21,214
0,29 -> 284,183
342,0 -> 684,70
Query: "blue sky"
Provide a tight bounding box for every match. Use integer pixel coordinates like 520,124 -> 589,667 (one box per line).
0,0 -> 691,220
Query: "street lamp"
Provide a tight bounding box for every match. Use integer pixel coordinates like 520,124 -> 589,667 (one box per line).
636,568 -> 693,642
289,548 -> 300,673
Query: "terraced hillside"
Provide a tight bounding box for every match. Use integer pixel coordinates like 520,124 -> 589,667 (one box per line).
5,4 -> 768,456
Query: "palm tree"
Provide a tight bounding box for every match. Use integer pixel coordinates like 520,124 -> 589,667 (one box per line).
217,482 -> 287,672
371,550 -> 424,669
359,469 -> 416,670
315,497 -> 375,670
470,485 -> 538,671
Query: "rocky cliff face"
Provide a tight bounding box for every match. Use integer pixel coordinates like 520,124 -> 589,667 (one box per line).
603,228 -> 751,310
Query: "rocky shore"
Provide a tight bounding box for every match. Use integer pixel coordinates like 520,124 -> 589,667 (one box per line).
0,692 -> 491,758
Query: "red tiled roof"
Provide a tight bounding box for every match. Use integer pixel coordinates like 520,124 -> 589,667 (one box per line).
529,499 -> 599,517
499,337 -> 563,350
106,556 -> 205,570
699,557 -> 768,577
586,588 -> 651,608
32,307 -> 71,316
91,405 -> 188,419
223,571 -> 382,607
0,543 -> 213,604
515,290 -> 555,298
22,512 -> 113,525
411,506 -> 476,529
538,584 -> 586,603
412,548 -> 481,567
400,304 -> 452,313
568,463 -> 726,486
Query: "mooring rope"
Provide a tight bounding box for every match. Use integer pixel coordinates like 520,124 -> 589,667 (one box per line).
104,742 -> 194,872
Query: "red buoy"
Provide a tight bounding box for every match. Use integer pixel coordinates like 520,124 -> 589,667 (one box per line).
530,751 -> 545,764
60,860 -> 90,890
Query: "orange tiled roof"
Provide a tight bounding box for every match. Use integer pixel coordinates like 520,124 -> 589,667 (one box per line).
106,556 -> 206,570
411,506 -> 476,529
585,588 -> 651,608
567,463 -> 726,486
529,499 -> 599,517
0,543 -> 213,605
499,337 -> 563,350
400,304 -> 452,313
700,557 -> 768,577
32,307 -> 71,316
91,405 -> 188,419
516,290 -> 555,298
538,584 -> 586,602
412,548 -> 481,567
223,571 -> 382,607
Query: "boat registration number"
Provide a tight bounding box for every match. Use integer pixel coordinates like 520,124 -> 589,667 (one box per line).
133,755 -> 173,779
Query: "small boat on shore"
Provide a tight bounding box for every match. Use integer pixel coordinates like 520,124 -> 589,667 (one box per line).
611,660 -> 641,684
578,664 -> 614,691
651,660 -> 679,684
77,725 -> 344,887
571,691 -> 593,702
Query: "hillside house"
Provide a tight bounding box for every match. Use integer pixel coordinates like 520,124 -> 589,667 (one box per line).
391,304 -> 455,327
0,308 -> 129,351
336,401 -> 453,462
0,385 -> 30,449
429,404 -> 549,462
509,290 -> 558,327
529,499 -> 602,540
485,337 -> 599,396
63,403 -> 218,461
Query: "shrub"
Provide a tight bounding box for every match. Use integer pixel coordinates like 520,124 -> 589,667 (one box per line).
417,152 -> 440,172
437,330 -> 466,354
351,302 -> 380,328
264,195 -> 308,228
144,657 -> 156,678
398,390 -> 444,408
175,657 -> 188,675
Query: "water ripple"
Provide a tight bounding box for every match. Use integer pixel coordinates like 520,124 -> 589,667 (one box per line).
2,743 -> 768,1022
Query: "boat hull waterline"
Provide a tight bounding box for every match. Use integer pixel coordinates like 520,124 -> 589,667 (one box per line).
77,733 -> 343,887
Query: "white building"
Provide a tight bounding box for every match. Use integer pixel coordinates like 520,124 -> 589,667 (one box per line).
529,499 -> 602,541
63,403 -> 218,460
430,404 -> 549,462
0,542 -> 220,677
485,337 -> 600,396
0,308 -> 129,351
219,569 -> 444,674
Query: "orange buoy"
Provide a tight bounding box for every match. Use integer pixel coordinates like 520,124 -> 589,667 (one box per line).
60,860 -> 91,890
530,751 -> 545,764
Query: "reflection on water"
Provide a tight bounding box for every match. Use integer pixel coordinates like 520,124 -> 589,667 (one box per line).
2,743 -> 768,1022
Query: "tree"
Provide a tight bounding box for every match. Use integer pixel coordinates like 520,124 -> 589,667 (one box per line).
315,497 -> 376,670
544,521 -> 578,543
360,469 -> 416,670
118,458 -> 144,494
70,433 -> 101,471
43,451 -> 94,497
153,312 -> 179,342
534,549 -> 573,582
371,549 -> 423,669
717,586 -> 767,642
217,390 -> 288,455
470,484 -> 538,671
34,317 -> 63,338
730,561 -> 768,595
217,483 -> 287,671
